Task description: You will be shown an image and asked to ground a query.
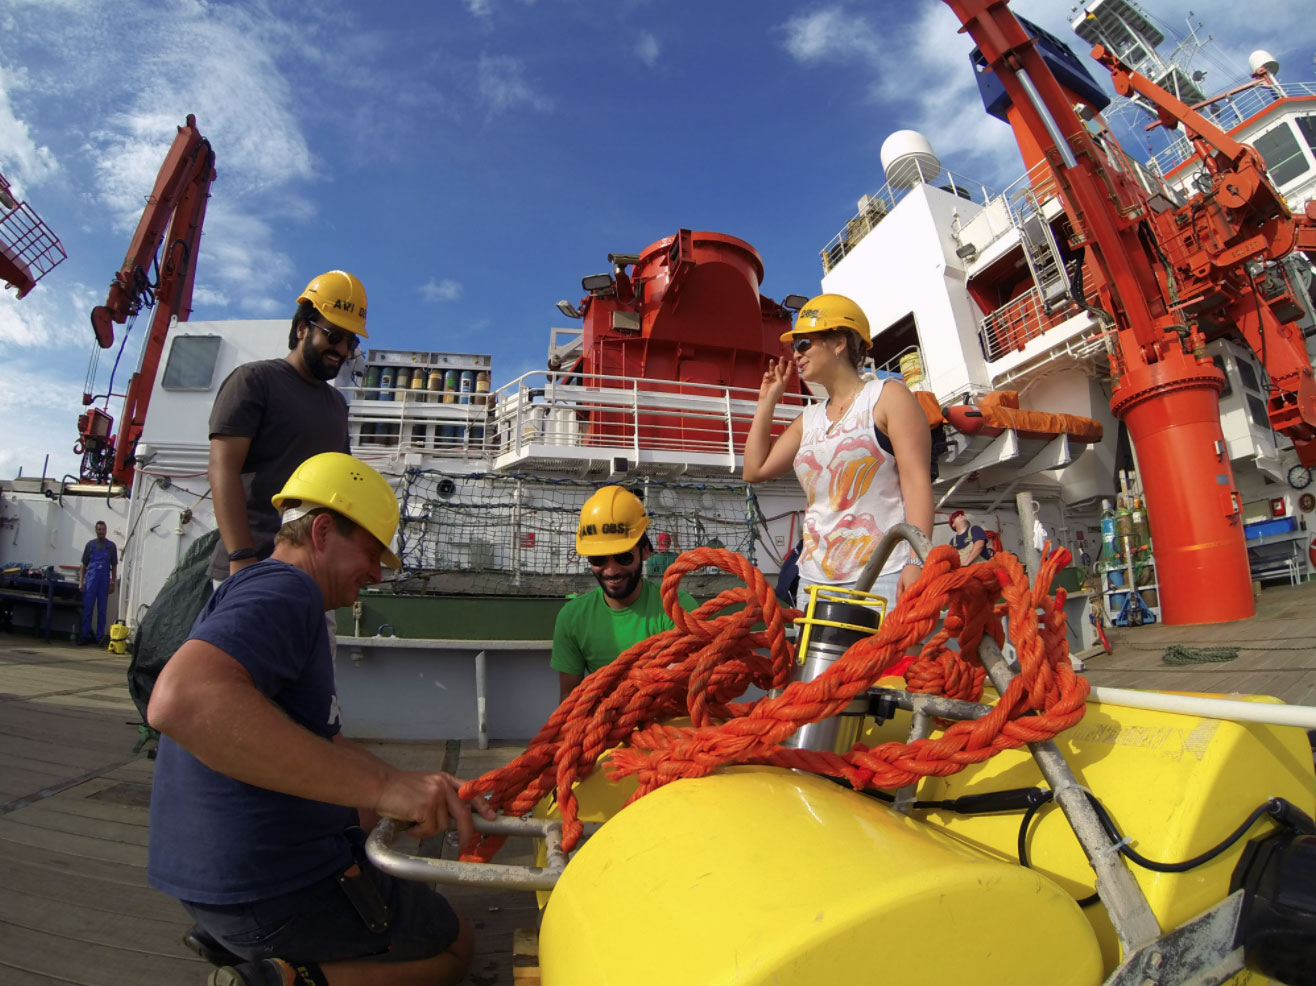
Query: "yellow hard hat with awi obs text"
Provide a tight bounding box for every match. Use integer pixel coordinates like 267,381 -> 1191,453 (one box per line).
779,293 -> 872,347
576,486 -> 649,556
271,453 -> 400,568
299,270 -> 368,338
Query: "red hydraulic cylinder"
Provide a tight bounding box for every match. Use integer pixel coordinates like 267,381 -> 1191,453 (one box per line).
1111,350 -> 1254,624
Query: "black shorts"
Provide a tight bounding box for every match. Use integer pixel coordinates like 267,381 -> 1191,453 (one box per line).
183,855 -> 460,966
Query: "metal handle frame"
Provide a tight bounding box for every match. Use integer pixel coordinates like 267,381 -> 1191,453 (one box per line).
366,814 -> 582,892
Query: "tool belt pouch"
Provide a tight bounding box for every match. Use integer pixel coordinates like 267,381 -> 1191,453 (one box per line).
336,863 -> 391,933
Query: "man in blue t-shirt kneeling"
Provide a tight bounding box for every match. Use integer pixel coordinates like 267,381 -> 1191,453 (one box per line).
147,453 -> 494,986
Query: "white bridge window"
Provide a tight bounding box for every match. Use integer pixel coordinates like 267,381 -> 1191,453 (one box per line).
162,335 -> 222,390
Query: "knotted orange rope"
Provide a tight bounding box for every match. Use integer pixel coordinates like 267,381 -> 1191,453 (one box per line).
458,543 -> 1086,859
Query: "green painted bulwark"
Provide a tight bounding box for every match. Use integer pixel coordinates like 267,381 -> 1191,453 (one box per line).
334,594 -> 569,639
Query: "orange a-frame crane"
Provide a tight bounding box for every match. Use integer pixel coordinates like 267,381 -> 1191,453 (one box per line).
942,0 -> 1316,624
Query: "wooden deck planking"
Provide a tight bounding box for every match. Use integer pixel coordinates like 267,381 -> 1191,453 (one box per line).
5,856 -> 190,923
0,922 -> 205,983
1085,582 -> 1316,705
5,803 -> 151,848
0,633 -> 538,986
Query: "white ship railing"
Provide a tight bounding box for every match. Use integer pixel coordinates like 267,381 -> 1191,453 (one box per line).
978,274 -> 1106,364
819,168 -> 997,274
343,369 -> 815,473
1148,80 -> 1316,178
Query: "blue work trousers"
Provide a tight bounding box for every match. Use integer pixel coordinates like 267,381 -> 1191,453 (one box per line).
81,567 -> 111,642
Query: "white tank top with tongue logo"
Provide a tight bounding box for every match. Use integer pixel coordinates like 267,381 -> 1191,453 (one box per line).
792,378 -> 910,586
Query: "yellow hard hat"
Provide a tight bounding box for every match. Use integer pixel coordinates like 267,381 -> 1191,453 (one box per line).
271,453 -> 400,568
576,485 -> 649,556
299,270 -> 368,338
779,293 -> 871,347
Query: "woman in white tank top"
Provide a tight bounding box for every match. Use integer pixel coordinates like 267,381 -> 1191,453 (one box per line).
743,293 -> 934,604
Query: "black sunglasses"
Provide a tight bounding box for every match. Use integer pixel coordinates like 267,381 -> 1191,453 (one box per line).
587,551 -> 635,568
309,319 -> 360,353
791,336 -> 816,354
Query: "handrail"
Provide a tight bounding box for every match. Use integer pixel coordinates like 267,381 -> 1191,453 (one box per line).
367,813 -> 584,891
347,368 -> 818,462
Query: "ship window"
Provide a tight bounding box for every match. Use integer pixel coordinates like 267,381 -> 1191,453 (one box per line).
1235,356 -> 1262,394
162,335 -> 222,390
1298,116 -> 1316,155
1210,355 -> 1233,398
1252,123 -> 1310,187
1247,392 -> 1268,431
1246,393 -> 1271,431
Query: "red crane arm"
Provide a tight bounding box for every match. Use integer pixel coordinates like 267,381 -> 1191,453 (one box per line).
1092,46 -> 1250,164
77,114 -> 214,487
90,114 -> 214,348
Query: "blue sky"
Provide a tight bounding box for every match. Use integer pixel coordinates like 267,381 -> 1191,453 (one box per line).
1,0 -> 1310,480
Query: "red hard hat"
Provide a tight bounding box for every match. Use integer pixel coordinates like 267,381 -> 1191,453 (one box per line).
948,510 -> 965,527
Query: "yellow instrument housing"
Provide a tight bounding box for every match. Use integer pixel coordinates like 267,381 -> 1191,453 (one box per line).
535,693 -> 1315,984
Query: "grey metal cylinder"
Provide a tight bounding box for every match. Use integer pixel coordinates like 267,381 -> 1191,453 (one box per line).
784,593 -> 882,753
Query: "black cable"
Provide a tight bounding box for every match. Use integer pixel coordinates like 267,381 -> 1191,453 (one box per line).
1014,793 -> 1100,907
1084,791 -> 1283,873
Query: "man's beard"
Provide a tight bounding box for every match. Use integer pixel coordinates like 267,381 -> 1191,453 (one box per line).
593,565 -> 643,602
302,336 -> 343,381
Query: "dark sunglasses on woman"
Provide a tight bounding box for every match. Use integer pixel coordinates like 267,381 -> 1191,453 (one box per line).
791,336 -> 816,354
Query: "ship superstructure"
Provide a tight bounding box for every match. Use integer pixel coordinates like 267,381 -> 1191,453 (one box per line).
817,0 -> 1316,625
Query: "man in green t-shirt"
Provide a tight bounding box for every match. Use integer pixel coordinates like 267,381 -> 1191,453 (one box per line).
552,487 -> 696,701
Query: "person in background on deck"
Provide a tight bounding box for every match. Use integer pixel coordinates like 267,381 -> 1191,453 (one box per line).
949,510 -> 992,565
742,293 -> 933,604
148,453 -> 495,986
78,520 -> 118,645
207,270 -> 367,586
552,487 -> 698,701
644,530 -> 680,579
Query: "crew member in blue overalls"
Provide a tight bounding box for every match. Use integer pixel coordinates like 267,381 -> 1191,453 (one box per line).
78,520 -> 118,646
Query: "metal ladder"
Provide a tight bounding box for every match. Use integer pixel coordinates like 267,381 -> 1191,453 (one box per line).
1014,190 -> 1071,314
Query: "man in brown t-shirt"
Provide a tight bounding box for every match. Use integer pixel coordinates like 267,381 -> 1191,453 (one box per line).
207,270 -> 368,582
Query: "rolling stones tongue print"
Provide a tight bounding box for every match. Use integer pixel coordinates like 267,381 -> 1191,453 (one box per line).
795,450 -> 825,508
791,379 -> 908,586
821,512 -> 879,580
828,434 -> 884,511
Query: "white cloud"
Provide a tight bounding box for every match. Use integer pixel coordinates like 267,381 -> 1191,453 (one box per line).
0,348 -> 103,481
477,55 -> 552,114
191,285 -> 230,308
420,278 -> 463,302
465,0 -> 494,17
0,280 -> 97,350
636,33 -> 661,67
781,7 -> 881,64
0,69 -> 60,199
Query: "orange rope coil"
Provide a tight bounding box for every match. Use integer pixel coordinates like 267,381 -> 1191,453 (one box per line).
458,543 -> 1086,859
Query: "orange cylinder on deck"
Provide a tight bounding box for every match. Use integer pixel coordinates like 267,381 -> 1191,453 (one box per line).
1112,353 -> 1254,625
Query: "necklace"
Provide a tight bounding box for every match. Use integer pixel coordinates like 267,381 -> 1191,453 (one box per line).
826,389 -> 860,433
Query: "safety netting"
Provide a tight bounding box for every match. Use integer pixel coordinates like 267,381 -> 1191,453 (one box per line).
389,471 -> 761,597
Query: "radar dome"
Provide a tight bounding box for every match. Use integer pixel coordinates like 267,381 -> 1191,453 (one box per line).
881,130 -> 941,189
1249,50 -> 1279,77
